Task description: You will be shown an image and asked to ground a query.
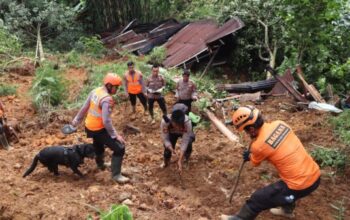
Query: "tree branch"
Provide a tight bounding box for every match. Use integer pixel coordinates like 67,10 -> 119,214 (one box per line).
257,19 -> 272,55
258,47 -> 270,61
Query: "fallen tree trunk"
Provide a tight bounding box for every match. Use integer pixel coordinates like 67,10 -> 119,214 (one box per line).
204,110 -> 240,144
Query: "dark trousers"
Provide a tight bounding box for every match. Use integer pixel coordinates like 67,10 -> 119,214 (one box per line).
129,93 -> 147,110
177,99 -> 193,114
246,177 -> 321,214
148,97 -> 167,117
163,133 -> 194,161
85,128 -> 125,159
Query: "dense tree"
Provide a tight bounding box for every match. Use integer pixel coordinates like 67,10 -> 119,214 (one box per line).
1,0 -> 82,54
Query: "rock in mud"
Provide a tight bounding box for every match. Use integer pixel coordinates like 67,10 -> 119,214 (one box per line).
163,198 -> 175,209
122,199 -> 134,206
138,203 -> 151,211
118,192 -> 132,202
14,163 -> 22,169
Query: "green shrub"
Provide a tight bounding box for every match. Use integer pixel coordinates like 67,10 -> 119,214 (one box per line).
64,50 -> 84,68
330,110 -> 350,145
311,146 -> 347,170
0,84 -> 16,96
75,36 -> 106,58
31,63 -> 67,109
145,46 -> 166,65
0,27 -> 22,57
87,204 -> 133,220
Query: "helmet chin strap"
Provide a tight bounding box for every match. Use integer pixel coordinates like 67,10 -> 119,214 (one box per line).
105,84 -> 114,94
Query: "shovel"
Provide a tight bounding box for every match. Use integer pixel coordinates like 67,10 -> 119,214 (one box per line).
61,124 -> 77,135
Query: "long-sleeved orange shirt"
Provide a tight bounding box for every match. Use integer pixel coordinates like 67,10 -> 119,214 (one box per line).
250,120 -> 320,190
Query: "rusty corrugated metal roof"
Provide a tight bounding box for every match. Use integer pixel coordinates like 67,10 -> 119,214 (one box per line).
163,20 -> 219,68
269,69 -> 295,96
206,17 -> 244,44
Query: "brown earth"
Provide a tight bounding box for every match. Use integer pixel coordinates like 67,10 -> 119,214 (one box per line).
0,67 -> 349,220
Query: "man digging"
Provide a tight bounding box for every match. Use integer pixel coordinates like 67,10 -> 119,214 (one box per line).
160,103 -> 195,173
222,106 -> 321,219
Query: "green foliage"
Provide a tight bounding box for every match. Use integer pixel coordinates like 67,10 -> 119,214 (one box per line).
64,50 -> 83,68
176,0 -> 221,21
311,146 -> 347,170
328,58 -> 350,93
31,63 -> 67,109
1,0 -> 83,51
0,84 -> 17,96
145,46 -> 166,65
330,110 -> 350,145
87,204 -> 133,220
279,0 -> 350,94
195,97 -> 212,112
0,27 -> 22,57
75,36 -> 106,57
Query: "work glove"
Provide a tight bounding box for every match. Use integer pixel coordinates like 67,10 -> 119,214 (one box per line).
243,150 -> 250,162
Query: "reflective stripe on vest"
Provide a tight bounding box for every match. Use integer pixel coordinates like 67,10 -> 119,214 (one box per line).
127,72 -> 142,94
85,87 -> 111,131
250,121 -> 320,190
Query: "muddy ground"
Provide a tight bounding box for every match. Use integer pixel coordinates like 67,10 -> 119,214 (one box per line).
0,67 -> 349,220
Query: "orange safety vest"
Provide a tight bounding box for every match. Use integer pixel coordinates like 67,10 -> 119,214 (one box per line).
85,87 -> 113,131
250,120 -> 320,190
126,71 -> 142,94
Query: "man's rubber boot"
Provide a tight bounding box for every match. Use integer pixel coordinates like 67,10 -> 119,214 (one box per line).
160,157 -> 170,168
132,105 -> 136,113
221,204 -> 257,220
270,207 -> 295,218
220,215 -> 241,220
0,133 -> 10,150
111,155 -> 129,184
95,154 -> 106,170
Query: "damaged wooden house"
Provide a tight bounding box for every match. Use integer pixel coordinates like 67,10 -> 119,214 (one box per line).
101,17 -> 245,69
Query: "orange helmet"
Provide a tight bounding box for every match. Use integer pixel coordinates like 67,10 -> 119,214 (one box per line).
103,73 -> 122,86
231,106 -> 260,132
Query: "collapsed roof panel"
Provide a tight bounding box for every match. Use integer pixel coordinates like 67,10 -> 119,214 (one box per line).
101,19 -> 185,54
163,20 -> 219,68
101,17 -> 244,68
163,18 -> 244,68
206,17 -> 245,44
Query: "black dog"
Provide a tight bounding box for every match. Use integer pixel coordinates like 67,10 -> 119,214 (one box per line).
23,143 -> 95,178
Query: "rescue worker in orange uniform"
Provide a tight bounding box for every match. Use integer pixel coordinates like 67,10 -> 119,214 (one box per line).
123,61 -> 148,115
71,73 -> 129,183
221,106 -> 321,220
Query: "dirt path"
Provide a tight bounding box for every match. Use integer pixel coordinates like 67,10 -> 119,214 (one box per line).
0,69 -> 349,220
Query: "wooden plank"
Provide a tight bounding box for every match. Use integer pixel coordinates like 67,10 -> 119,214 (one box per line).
199,47 -> 221,79
205,110 -> 240,143
309,84 -> 326,103
215,92 -> 261,102
296,65 -> 325,103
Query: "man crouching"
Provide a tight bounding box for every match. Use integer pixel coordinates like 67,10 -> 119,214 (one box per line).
160,103 -> 195,174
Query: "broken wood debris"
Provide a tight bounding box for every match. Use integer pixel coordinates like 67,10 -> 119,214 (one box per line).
266,66 -> 308,102
296,65 -> 326,103
215,92 -> 261,103
204,110 -> 240,144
